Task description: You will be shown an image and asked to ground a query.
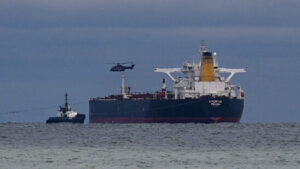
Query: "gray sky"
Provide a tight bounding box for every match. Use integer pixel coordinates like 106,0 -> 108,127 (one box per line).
0,0 -> 300,123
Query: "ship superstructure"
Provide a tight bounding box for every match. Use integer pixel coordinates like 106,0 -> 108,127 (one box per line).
154,44 -> 246,100
89,43 -> 246,123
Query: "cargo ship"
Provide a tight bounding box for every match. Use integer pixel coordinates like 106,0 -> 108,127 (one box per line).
89,44 -> 246,123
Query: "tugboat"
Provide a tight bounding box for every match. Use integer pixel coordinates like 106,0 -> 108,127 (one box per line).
46,93 -> 85,123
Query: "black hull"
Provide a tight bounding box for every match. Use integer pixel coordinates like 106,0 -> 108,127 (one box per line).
46,114 -> 86,124
89,96 -> 244,123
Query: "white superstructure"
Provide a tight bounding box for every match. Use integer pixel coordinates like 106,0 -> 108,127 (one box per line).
57,93 -> 79,118
154,44 -> 246,100
57,106 -> 78,118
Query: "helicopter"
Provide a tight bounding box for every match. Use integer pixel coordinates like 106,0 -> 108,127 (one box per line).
110,62 -> 135,72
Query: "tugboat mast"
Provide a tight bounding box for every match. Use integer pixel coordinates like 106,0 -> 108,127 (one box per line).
65,92 -> 68,107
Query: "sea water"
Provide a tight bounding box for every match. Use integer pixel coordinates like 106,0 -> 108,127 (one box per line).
0,123 -> 299,169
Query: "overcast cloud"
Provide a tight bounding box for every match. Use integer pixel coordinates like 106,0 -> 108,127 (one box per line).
0,0 -> 299,122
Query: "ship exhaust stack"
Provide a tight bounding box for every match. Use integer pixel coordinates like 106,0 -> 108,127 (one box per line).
162,78 -> 167,92
200,43 -> 216,82
162,78 -> 168,99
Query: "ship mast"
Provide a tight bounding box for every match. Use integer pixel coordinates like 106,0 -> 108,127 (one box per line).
65,92 -> 68,107
64,92 -> 71,112
200,40 -> 207,53
109,62 -> 134,99
121,73 -> 128,99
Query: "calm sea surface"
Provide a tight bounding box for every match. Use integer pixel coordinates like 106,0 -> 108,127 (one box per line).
0,123 -> 299,169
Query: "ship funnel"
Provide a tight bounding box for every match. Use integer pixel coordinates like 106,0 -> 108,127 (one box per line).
200,43 -> 216,82
162,78 -> 167,92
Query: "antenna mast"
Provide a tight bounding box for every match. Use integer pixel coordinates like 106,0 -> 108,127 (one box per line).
121,73 -> 128,99
65,92 -> 69,107
200,40 -> 207,53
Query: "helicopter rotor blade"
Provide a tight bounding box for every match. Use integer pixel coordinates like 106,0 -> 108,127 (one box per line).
118,62 -> 133,64
107,62 -> 133,65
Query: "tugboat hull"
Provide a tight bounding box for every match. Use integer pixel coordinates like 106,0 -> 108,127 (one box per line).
46,114 -> 86,124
